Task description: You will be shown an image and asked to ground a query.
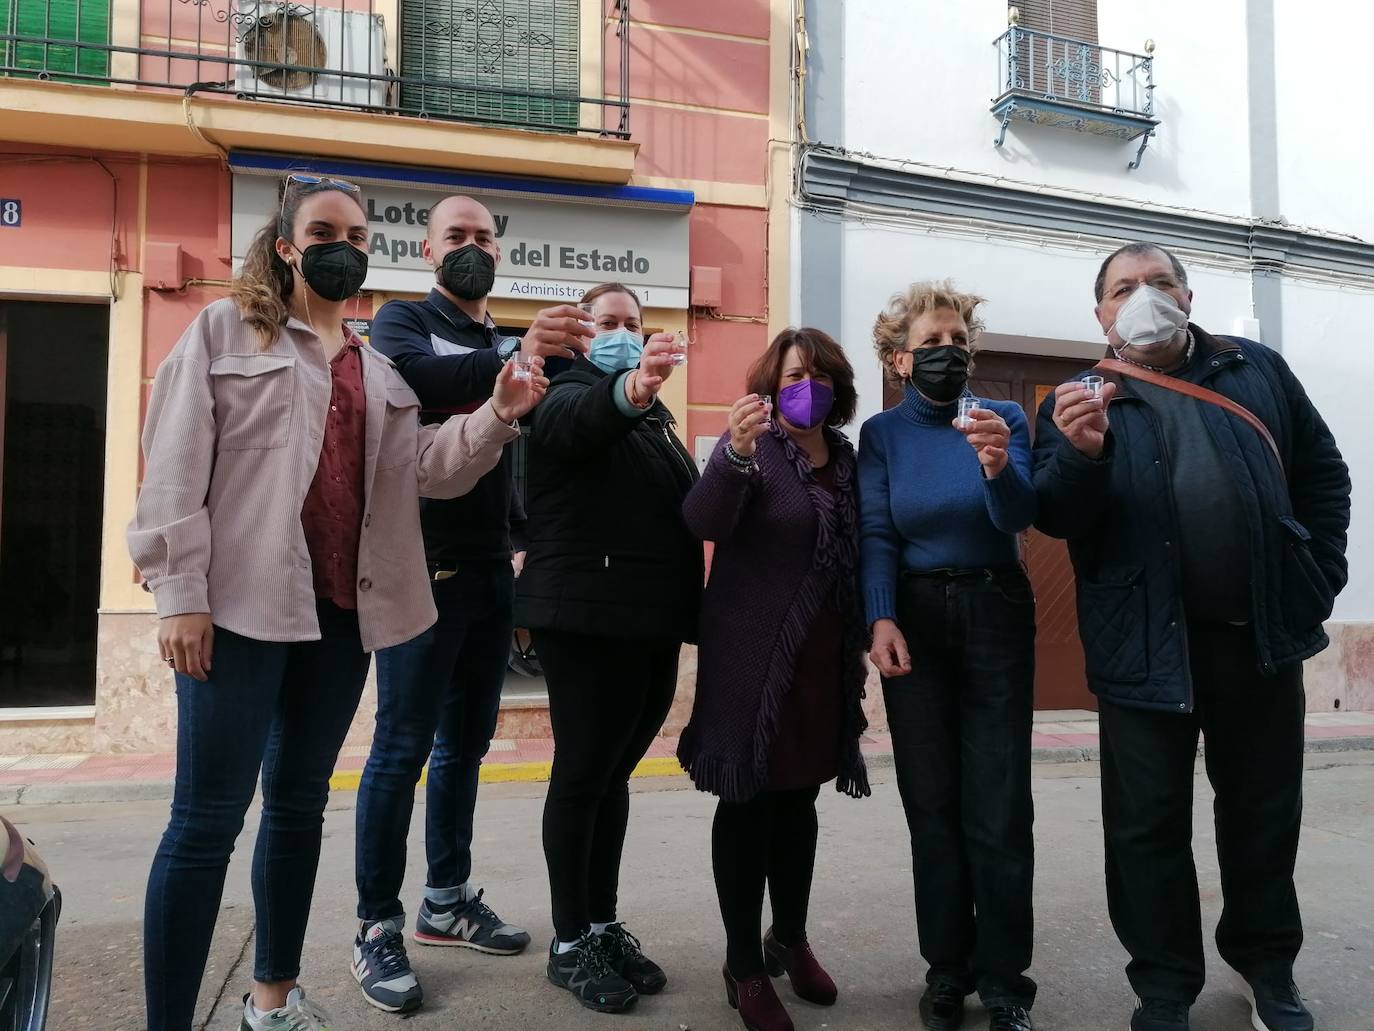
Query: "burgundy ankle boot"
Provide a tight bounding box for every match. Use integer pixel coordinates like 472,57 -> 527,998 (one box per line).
723,965 -> 795,1031
763,928 -> 838,1006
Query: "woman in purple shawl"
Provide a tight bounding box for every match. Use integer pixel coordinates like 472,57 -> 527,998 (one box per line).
677,327 -> 870,1031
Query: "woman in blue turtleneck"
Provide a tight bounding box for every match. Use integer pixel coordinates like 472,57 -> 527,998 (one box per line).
857,282 -> 1038,1031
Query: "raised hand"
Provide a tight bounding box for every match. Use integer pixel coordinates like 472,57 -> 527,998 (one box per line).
727,393 -> 772,458
626,332 -> 679,407
492,356 -> 548,422
1052,379 -> 1118,459
522,304 -> 597,360
956,407 -> 1012,478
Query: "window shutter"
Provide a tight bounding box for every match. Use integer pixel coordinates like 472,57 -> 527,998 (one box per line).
400,0 -> 580,131
1013,0 -> 1098,42
1,0 -> 110,80
1010,0 -> 1100,103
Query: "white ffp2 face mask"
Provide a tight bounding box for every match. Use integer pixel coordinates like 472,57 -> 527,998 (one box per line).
1109,284 -> 1188,348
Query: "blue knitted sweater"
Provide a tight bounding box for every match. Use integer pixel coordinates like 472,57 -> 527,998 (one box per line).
857,387 -> 1036,626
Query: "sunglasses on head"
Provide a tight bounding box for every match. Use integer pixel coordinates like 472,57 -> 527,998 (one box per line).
284,173 -> 360,193
278,174 -> 361,235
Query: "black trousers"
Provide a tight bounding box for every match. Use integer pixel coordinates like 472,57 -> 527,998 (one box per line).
1099,621 -> 1306,1004
712,786 -> 822,978
534,629 -> 680,943
882,569 -> 1037,1009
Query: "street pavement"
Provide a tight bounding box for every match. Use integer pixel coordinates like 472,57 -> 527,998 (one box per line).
16,755 -> 1374,1031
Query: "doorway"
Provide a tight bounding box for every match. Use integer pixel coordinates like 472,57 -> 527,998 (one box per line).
970,351 -> 1095,711
0,301 -> 109,708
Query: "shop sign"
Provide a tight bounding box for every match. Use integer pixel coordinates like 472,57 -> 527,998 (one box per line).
232,173 -> 691,308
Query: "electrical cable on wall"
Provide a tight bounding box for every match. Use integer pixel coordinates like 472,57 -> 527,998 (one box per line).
0,153 -> 124,299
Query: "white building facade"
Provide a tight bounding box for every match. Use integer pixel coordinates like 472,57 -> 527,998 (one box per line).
793,0 -> 1373,711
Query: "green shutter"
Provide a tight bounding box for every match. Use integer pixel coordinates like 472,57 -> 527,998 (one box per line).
1,0 -> 110,82
399,0 -> 580,131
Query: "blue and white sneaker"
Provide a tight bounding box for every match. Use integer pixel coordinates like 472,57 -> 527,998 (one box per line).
414,889 -> 531,955
352,918 -> 422,1013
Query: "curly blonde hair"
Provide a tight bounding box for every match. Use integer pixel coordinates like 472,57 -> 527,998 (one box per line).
872,281 -> 987,384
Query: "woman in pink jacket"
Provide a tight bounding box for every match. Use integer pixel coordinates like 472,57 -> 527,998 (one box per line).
127,175 -> 546,1031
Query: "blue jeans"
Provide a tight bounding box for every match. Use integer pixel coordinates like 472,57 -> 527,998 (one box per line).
882,567 -> 1037,1010
355,561 -> 514,921
144,602 -> 370,1031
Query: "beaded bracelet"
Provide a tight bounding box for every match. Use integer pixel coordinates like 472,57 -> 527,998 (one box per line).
722,442 -> 757,470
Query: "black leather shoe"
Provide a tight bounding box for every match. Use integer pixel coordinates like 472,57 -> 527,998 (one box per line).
1130,998 -> 1191,1031
988,1004 -> 1033,1030
1242,977 -> 1313,1031
918,979 -> 966,1031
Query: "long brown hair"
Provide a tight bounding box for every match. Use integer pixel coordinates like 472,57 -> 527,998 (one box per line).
745,327 -> 858,428
230,178 -> 367,348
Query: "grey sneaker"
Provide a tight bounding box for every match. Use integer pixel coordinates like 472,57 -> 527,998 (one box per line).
240,987 -> 331,1030
414,889 -> 531,954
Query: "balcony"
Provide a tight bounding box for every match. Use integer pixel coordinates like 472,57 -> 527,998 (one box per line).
990,13 -> 1158,169
0,0 -> 637,181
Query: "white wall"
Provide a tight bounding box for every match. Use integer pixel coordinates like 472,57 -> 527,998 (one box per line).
842,0 -> 1253,216
1278,278 -> 1374,619
1273,1 -> 1374,239
821,0 -> 1370,624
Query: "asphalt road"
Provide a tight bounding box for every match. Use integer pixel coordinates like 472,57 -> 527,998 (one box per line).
16,754 -> 1374,1030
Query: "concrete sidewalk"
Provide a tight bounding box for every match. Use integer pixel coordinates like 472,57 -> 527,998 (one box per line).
3,709 -> 1373,805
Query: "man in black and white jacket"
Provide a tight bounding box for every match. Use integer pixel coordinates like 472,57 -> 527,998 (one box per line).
350,194 -> 592,1015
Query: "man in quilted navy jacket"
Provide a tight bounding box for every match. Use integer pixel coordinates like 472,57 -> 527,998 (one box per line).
1033,243 -> 1350,1031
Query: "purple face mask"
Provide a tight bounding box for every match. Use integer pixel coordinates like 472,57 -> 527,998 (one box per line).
776,378 -> 834,430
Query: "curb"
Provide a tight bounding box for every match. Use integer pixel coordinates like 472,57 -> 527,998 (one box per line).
6,737 -> 1372,805
325,755 -> 687,791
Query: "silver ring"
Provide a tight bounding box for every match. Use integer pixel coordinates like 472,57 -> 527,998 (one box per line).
164,657 -> 175,666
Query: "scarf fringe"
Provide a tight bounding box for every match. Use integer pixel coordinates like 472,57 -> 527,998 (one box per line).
679,427 -> 870,802
748,428 -> 870,800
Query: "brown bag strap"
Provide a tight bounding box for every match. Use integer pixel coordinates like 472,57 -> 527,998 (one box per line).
1095,358 -> 1286,481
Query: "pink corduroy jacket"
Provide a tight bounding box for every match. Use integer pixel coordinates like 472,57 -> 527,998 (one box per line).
127,298 -> 519,652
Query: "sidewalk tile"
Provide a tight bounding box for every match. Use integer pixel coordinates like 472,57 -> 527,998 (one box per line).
9,754 -> 88,771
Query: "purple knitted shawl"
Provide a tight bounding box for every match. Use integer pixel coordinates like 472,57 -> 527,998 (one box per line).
676,424 -> 870,803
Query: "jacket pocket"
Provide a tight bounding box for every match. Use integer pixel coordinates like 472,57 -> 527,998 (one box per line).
208,353 -> 296,451
1078,566 -> 1148,684
376,384 -> 422,472
1278,516 -> 1334,630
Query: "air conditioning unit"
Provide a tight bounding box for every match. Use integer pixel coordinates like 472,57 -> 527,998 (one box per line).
235,2 -> 387,109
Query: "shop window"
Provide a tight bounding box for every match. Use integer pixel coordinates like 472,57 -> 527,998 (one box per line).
399,0 -> 581,131
0,0 -> 110,82
0,301 -> 108,709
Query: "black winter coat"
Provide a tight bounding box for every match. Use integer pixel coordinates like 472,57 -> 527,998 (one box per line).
1033,325 -> 1350,713
514,359 -> 704,642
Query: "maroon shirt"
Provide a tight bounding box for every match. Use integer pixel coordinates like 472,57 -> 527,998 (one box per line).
301,331 -> 367,609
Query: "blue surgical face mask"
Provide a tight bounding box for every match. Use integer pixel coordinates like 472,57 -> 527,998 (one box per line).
587,328 -> 644,374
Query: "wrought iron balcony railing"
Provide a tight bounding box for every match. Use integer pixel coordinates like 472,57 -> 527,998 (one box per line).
991,19 -> 1158,169
0,0 -> 630,138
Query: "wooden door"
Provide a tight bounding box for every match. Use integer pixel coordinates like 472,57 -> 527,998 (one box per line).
970,352 -> 1095,710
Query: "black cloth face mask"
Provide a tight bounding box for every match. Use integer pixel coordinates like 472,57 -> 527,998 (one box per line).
295,241 -> 368,302
909,344 -> 972,404
439,244 -> 497,301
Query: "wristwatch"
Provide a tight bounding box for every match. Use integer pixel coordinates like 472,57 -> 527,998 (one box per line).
497,337 -> 520,361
